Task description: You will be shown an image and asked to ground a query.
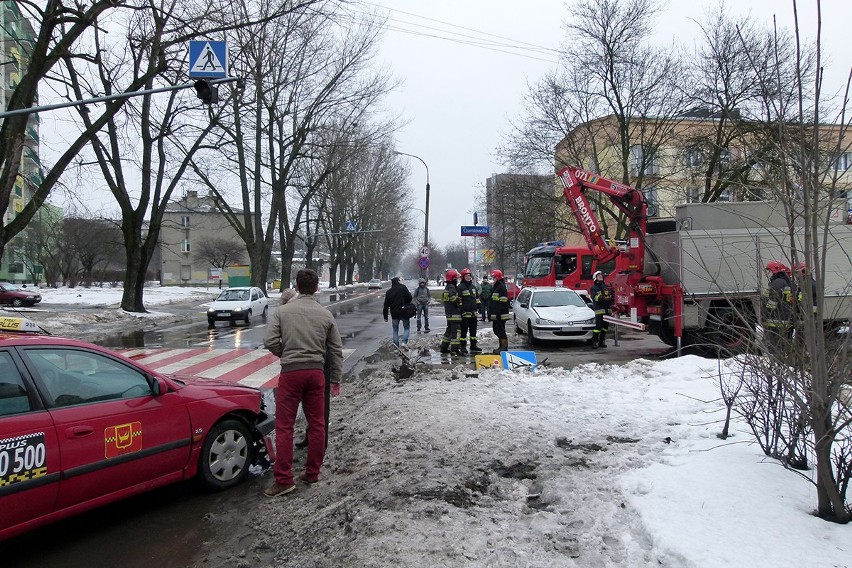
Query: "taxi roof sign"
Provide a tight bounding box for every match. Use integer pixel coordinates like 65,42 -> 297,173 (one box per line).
0,316 -> 46,334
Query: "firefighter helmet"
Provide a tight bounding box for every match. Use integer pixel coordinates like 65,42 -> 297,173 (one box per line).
491,269 -> 504,280
445,268 -> 459,281
593,270 -> 604,281
793,262 -> 808,275
460,268 -> 472,278
765,261 -> 790,275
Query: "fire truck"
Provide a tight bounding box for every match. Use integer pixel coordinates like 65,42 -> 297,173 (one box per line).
522,166 -> 852,351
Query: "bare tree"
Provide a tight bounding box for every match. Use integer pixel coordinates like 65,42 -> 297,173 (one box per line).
190,3 -> 395,289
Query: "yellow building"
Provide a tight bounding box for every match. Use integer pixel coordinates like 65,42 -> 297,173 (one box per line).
554,113 -> 852,243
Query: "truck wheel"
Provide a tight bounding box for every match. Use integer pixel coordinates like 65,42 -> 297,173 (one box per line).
198,419 -> 254,491
706,308 -> 751,354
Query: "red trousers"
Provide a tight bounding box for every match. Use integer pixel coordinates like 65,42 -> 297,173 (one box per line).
274,368 -> 326,485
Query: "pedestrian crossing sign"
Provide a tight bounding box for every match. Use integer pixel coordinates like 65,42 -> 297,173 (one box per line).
189,41 -> 228,79
501,350 -> 537,371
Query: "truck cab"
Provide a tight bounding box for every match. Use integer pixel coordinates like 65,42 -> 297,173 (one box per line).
524,244 -> 619,294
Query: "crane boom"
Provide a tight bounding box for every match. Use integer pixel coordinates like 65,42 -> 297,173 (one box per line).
557,166 -> 647,272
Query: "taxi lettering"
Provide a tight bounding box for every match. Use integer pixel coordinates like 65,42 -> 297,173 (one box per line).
105,422 -> 143,458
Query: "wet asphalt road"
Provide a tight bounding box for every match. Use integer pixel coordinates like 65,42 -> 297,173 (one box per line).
0,282 -> 674,567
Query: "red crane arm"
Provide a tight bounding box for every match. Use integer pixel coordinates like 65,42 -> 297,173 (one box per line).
557,166 -> 648,272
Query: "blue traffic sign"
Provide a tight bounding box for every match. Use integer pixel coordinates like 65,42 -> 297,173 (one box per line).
461,225 -> 490,236
189,41 -> 228,79
418,256 -> 430,270
345,220 -> 357,232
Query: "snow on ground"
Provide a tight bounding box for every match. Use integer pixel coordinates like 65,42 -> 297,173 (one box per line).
6,286 -> 849,566
241,347 -> 850,568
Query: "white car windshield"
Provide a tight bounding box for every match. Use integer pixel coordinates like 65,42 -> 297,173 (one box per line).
532,291 -> 586,308
217,289 -> 249,301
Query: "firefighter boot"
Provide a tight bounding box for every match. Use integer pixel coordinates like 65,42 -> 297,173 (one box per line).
499,338 -> 509,352
439,338 -> 451,354
590,333 -> 599,349
470,339 -> 483,354
598,332 -> 607,348
458,339 -> 468,355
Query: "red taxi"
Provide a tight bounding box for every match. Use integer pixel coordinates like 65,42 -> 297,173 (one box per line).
0,318 -> 274,541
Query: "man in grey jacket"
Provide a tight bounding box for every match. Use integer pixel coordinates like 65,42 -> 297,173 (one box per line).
262,269 -> 343,497
412,278 -> 431,333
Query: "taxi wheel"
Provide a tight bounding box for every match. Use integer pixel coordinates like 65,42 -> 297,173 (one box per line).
12,298 -> 23,307
198,419 -> 254,491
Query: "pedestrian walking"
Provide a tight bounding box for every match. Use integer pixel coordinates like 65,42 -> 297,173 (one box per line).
262,269 -> 343,497
489,269 -> 510,353
383,276 -> 413,347
479,275 -> 492,321
457,268 -> 482,353
589,270 -> 614,348
440,269 -> 463,354
413,278 -> 431,333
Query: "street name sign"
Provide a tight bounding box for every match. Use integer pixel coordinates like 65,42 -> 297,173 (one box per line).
461,225 -> 490,236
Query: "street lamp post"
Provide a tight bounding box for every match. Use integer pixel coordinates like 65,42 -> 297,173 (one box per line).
393,151 -> 430,277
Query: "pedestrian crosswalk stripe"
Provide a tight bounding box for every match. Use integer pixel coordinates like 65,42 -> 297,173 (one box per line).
113,348 -> 355,388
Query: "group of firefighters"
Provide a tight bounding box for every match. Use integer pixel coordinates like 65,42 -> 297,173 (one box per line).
762,260 -> 818,348
439,268 -> 510,355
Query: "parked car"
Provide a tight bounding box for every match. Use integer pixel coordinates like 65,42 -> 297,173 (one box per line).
506,281 -> 521,303
367,278 -> 382,289
0,283 -> 41,307
512,286 -> 596,344
207,286 -> 268,325
0,317 -> 274,541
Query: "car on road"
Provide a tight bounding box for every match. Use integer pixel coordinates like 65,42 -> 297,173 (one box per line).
0,317 -> 274,542
512,286 -> 596,344
0,283 -> 42,307
367,278 -> 382,289
207,286 -> 268,326
506,281 -> 521,303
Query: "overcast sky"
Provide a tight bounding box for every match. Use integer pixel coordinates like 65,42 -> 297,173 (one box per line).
363,0 -> 852,252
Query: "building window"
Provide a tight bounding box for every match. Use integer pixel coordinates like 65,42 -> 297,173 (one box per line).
832,152 -> 851,172
644,186 -> 660,217
631,145 -> 659,177
181,239 -> 191,253
685,147 -> 703,168
181,215 -> 190,227
687,186 -> 702,203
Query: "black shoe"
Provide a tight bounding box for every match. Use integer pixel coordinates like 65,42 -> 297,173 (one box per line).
470,346 -> 483,353
424,329 -> 430,333
591,342 -> 599,349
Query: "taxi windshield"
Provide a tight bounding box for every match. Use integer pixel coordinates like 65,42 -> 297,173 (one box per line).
532,290 -> 586,308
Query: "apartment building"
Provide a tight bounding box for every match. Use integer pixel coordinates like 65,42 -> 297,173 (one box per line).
160,191 -> 248,286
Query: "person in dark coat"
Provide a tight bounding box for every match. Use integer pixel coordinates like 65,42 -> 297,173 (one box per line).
457,268 -> 482,354
489,269 -> 510,353
383,276 -> 413,347
479,275 -> 492,321
440,269 -> 462,354
589,270 -> 614,348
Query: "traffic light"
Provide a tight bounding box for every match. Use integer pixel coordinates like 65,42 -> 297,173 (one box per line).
193,79 -> 218,104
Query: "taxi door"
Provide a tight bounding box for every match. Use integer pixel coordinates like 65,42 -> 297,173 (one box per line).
0,349 -> 60,538
21,347 -> 192,511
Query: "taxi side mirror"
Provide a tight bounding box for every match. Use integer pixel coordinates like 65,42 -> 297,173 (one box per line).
151,377 -> 168,396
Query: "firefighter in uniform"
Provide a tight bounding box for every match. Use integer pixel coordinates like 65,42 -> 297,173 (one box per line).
762,260 -> 794,350
590,270 -> 614,348
457,268 -> 482,354
489,269 -> 510,353
793,262 -> 817,316
440,269 -> 463,354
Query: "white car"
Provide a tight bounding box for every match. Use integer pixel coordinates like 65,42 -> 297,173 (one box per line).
513,286 -> 596,344
207,286 -> 269,325
367,278 -> 382,289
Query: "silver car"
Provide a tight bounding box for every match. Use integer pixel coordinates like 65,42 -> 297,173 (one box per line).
513,286 -> 596,344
